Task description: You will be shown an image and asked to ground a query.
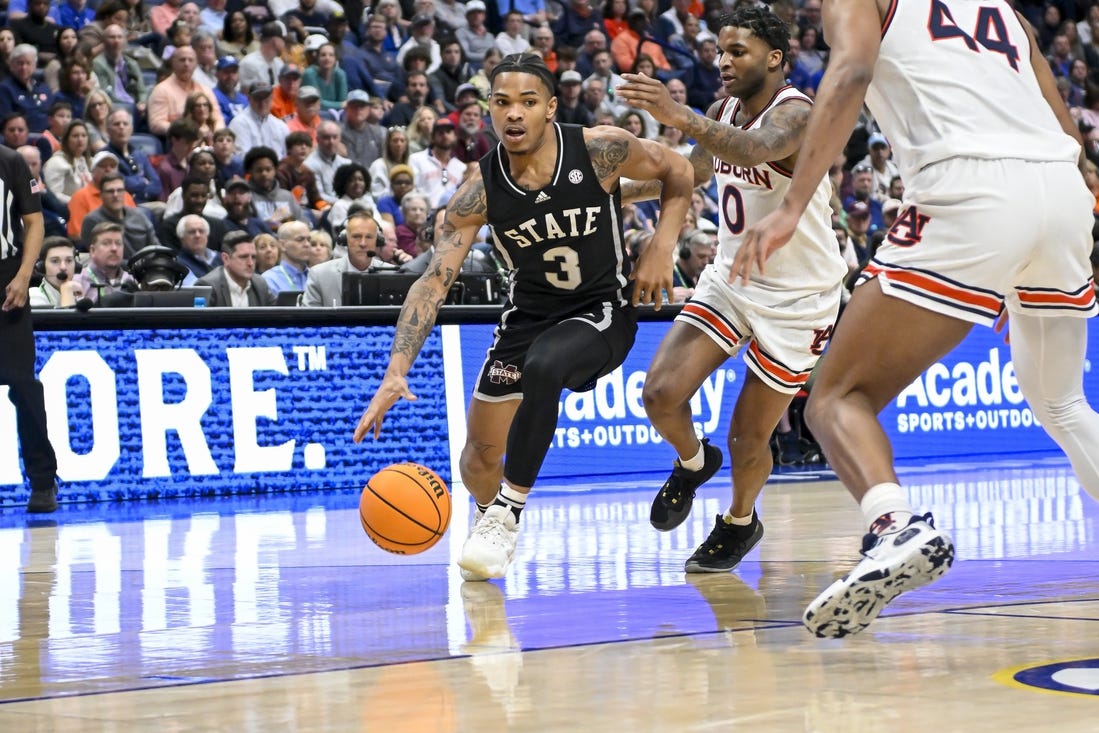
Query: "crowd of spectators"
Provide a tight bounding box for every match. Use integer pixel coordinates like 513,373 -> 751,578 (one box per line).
18,0 -> 1099,311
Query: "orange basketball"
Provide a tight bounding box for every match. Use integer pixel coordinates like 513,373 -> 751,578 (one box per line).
359,463 -> 451,554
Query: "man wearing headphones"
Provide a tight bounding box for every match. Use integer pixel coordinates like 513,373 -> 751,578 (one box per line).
302,208 -> 381,307
29,237 -> 84,308
672,229 -> 716,303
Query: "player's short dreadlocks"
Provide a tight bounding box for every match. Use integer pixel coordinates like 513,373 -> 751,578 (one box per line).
719,6 -> 792,66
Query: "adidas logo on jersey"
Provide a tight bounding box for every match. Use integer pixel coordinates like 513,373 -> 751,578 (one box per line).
535,191 -> 551,203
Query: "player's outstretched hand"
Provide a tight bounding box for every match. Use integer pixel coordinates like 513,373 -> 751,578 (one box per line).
630,242 -> 674,310
617,73 -> 686,129
353,374 -> 418,443
733,206 -> 800,286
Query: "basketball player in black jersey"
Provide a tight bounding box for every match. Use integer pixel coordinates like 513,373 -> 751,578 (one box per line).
353,53 -> 695,581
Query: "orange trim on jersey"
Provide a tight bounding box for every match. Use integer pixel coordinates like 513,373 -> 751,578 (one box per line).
681,302 -> 741,344
748,341 -> 809,386
864,262 -> 1002,315
1015,285 -> 1097,308
882,0 -> 899,37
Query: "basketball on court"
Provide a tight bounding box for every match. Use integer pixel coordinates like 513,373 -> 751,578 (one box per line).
359,463 -> 451,554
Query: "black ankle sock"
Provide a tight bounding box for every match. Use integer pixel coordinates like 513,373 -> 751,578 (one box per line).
492,485 -> 527,522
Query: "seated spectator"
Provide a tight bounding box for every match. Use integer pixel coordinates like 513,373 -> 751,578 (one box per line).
80,170 -> 158,256
431,38 -> 473,109
150,0 -> 182,36
302,41 -> 347,113
495,11 -> 530,57
175,214 -> 220,285
162,19 -> 195,64
82,89 -> 113,153
384,69 -> 435,128
409,117 -> 465,209
199,0 -> 228,37
239,21 -> 286,93
360,13 -> 402,90
308,229 -> 334,266
328,162 -> 380,234
212,55 -> 247,125
221,175 -> 274,238
397,14 -> 442,75
165,146 -> 227,219
147,46 -> 224,137
369,126 -> 411,200
395,190 -> 430,257
191,30 -> 220,90
18,144 -> 67,236
43,27 -> 82,93
42,120 -> 93,207
30,236 -> 85,308
277,131 -> 325,215
156,118 -> 200,202
285,85 -> 324,143
376,164 -> 415,227
11,0 -> 60,65
304,120 -> 350,204
340,90 -> 386,171
76,221 -> 136,304
671,229 -> 715,303
67,151 -> 134,238
182,90 -> 217,146
37,101 -> 73,161
245,145 -> 304,230
0,45 -> 54,133
105,108 -> 161,204
2,113 -> 28,150
253,232 -> 280,274
456,1 -> 495,65
195,230 -> 276,306
262,220 -> 312,297
218,10 -> 258,60
212,127 -> 244,187
158,175 -> 230,251
52,0 -> 97,31
229,81 -> 291,158
271,63 -> 301,120
303,210 -> 381,307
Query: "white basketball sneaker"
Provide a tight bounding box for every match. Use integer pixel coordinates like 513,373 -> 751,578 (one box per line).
460,506 -> 488,582
458,505 -> 519,580
803,513 -> 955,638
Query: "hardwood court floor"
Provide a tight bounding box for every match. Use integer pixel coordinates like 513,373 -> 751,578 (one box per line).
0,456 -> 1095,732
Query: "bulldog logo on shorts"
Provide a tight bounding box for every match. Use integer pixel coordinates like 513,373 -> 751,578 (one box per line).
488,360 -> 521,385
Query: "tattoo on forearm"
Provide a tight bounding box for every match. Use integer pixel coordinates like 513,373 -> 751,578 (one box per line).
621,179 -> 663,202
686,103 -> 809,167
391,296 -> 438,364
588,136 -> 630,179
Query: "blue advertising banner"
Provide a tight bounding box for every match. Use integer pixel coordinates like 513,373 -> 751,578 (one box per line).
0,327 -> 450,504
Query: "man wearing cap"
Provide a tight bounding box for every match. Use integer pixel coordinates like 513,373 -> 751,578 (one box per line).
222,176 -> 274,239
409,117 -> 466,208
92,24 -> 148,116
456,0 -> 494,62
271,63 -> 302,120
81,171 -> 159,256
281,0 -> 331,44
397,14 -> 442,75
230,80 -> 291,158
305,120 -> 351,204
147,46 -> 225,136
67,151 -> 134,240
555,69 -> 593,127
340,89 -> 386,167
843,163 -> 884,232
103,108 -> 161,205
195,229 -> 276,307
240,21 -> 286,92
844,200 -> 873,263
213,55 -> 247,124
286,85 -> 324,143
857,132 -> 900,205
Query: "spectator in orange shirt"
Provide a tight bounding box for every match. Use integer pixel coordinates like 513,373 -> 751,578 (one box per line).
611,8 -> 672,77
271,63 -> 301,121
66,150 -> 136,239
285,85 -> 322,143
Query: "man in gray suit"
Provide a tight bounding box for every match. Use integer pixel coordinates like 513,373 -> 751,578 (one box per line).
302,209 -> 381,307
195,230 -> 276,307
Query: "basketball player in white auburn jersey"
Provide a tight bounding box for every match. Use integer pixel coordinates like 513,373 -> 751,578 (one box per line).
741,0 -> 1099,638
355,54 -> 695,582
617,7 -> 847,572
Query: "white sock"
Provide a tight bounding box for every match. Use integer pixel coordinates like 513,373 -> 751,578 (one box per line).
861,482 -> 914,535
723,510 -> 754,526
492,484 -> 527,521
677,440 -> 705,471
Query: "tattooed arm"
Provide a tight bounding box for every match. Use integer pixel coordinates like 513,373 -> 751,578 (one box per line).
353,170 -> 487,442
621,144 -> 713,204
584,126 -> 694,309
617,73 -> 810,168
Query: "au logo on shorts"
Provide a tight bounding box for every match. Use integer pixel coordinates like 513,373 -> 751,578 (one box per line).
488,360 -> 521,385
993,657 -> 1099,697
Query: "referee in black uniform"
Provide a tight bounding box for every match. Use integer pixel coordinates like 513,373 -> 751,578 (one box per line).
0,144 -> 58,513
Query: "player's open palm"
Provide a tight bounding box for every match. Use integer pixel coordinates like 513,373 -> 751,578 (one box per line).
733,207 -> 800,285
354,374 -> 418,443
